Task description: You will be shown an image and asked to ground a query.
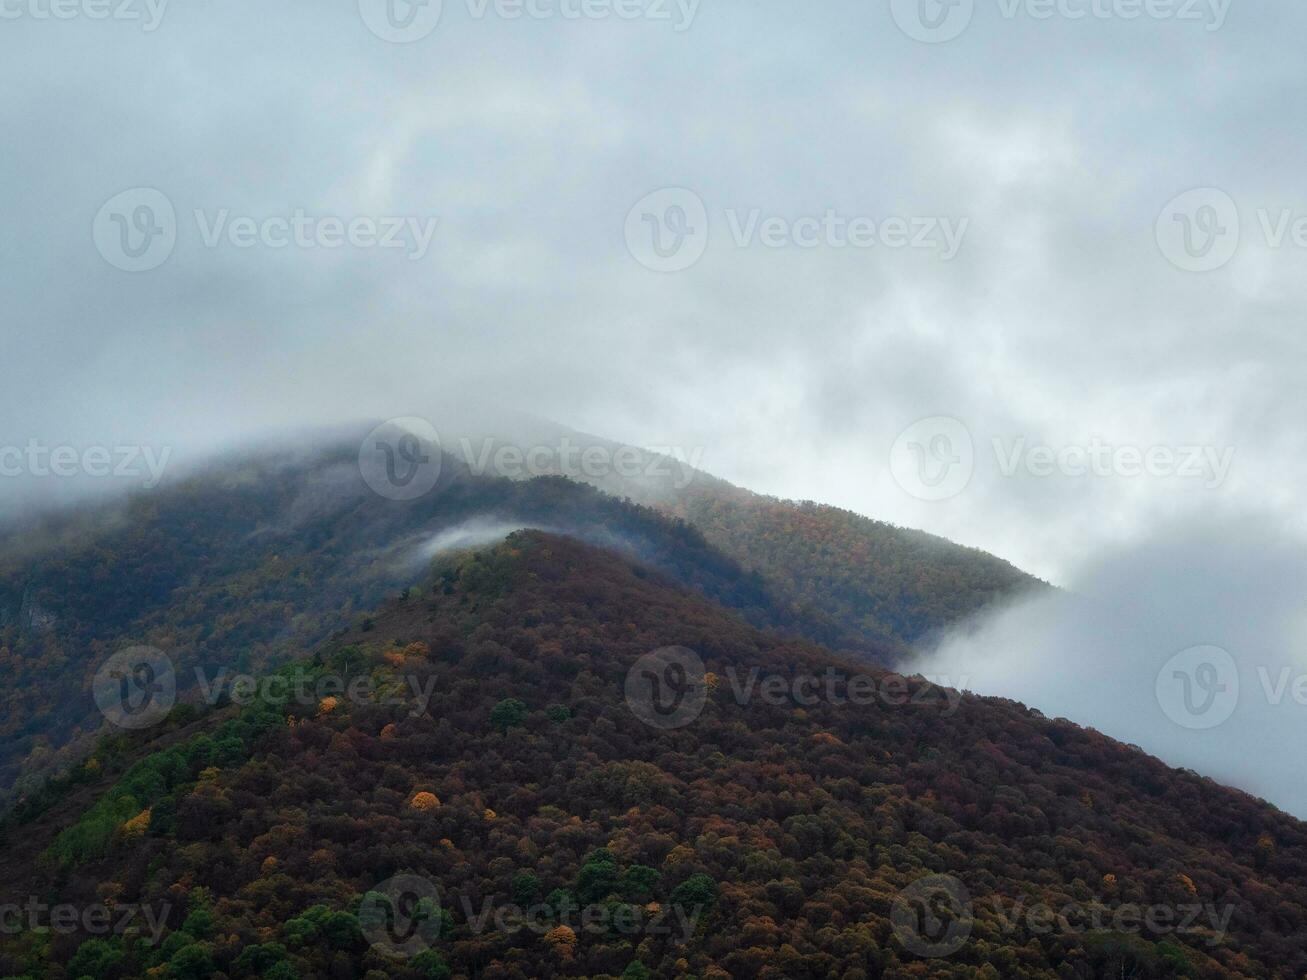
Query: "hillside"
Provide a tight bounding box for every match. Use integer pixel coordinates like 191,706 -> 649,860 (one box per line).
443,417 -> 1044,646
0,411 -> 1040,811
0,442 -> 879,808
2,532 -> 1303,979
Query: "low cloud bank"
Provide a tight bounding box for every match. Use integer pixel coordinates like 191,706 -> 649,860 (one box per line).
910,515 -> 1307,818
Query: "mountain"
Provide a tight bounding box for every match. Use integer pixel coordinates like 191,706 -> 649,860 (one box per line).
0,440 -> 860,807
1,531 -> 1303,979
428,415 -> 1045,647
0,419 -> 1035,808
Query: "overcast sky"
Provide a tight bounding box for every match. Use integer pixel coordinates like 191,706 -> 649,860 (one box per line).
2,0 -> 1305,812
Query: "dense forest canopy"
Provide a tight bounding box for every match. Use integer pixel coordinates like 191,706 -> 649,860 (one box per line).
1,532 -> 1302,978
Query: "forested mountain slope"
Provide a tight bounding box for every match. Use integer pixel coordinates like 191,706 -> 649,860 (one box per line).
456,418 -> 1044,646
0,410 -> 1039,809
0,443 -> 875,806
1,532 -> 1303,979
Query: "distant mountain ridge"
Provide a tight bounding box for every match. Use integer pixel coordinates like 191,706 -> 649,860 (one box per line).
0,416 -> 1037,806
431,415 -> 1045,646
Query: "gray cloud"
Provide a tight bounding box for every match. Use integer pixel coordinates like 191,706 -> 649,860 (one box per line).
4,1 -> 1304,578
912,513 -> 1307,818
